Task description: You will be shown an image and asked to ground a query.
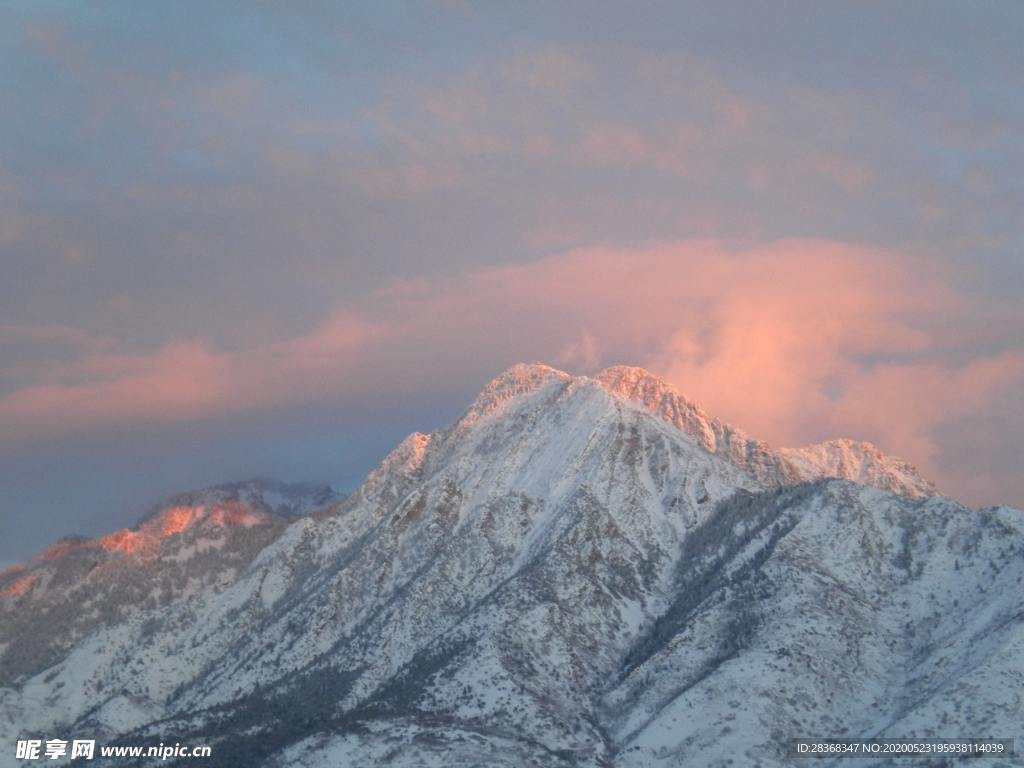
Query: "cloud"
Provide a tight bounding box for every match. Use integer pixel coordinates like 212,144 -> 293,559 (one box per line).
0,343 -> 231,433
821,354 -> 1024,476
574,124 -> 691,176
502,49 -> 590,93
0,314 -> 384,436
0,323 -> 113,353
2,239 -> 1020,508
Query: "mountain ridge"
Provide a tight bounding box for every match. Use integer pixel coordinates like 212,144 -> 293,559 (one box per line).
0,362 -> 1019,768
468,362 -> 935,499
0,362 -> 936,580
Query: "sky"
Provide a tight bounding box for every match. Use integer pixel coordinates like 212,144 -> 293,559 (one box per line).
1,1 -> 1022,566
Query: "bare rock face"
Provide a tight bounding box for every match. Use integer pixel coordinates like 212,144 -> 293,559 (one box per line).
1,364 -> 1020,768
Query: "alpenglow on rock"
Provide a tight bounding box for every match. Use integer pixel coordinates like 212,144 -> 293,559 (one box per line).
1,364 -> 1020,768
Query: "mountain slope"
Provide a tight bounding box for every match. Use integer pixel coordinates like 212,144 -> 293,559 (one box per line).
1,363 -> 1019,768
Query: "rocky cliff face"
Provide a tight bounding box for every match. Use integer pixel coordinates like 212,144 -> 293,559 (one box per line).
1,364 -> 1019,768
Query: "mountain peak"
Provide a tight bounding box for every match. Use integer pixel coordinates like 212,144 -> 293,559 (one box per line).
158,477 -> 341,520
483,362 -> 570,399
99,501 -> 272,556
458,362 -> 572,428
594,363 -> 672,390
593,363 -> 735,456
360,431 -> 432,501
459,362 -> 937,498
590,365 -> 936,497
780,438 -> 936,497
10,479 -> 339,571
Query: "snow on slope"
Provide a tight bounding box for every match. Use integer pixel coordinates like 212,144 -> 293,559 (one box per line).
0,363 -> 1019,768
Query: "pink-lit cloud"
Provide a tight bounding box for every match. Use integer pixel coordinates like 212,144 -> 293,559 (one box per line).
0,313 -> 385,435
1,240 -> 1021,507
0,343 -> 232,432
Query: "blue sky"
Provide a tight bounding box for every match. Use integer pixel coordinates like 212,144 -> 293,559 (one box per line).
1,2 -> 1022,566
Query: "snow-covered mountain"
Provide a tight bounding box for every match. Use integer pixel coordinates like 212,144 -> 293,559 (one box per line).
0,479 -> 341,684
1,364 -> 1020,767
